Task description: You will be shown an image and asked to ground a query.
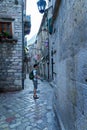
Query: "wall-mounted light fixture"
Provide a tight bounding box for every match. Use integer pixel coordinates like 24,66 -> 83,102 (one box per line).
37,0 -> 46,14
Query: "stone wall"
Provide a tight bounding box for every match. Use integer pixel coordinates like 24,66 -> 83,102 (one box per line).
0,0 -> 23,92
52,0 -> 87,130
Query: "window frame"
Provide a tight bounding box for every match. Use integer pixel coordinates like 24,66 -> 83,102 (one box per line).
0,19 -> 14,37
0,22 -> 12,35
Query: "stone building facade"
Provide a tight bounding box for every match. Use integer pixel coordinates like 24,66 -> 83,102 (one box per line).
48,0 -> 87,130
0,0 -> 30,92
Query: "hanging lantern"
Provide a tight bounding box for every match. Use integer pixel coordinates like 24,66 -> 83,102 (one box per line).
37,0 -> 46,14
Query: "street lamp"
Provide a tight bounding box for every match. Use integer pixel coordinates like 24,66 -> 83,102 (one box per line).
37,0 -> 46,14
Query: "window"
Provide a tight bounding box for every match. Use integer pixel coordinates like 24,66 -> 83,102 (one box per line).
0,19 -> 17,43
0,22 -> 12,35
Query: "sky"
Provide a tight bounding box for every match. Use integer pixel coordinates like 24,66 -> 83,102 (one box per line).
26,0 -> 43,41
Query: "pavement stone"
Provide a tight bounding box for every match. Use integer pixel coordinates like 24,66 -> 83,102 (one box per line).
0,74 -> 60,130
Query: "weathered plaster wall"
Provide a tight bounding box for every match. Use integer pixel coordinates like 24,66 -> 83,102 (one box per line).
52,0 -> 87,130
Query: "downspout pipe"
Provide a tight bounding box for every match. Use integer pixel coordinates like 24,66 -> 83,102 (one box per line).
22,0 -> 24,89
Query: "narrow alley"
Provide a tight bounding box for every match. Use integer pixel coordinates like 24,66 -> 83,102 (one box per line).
0,75 -> 60,130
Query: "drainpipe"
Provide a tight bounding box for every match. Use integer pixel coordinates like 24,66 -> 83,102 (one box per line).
22,0 -> 24,89
47,34 -> 50,80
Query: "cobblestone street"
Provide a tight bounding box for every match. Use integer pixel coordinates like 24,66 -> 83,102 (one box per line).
0,75 -> 60,130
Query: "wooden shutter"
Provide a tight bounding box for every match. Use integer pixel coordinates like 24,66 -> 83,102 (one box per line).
0,22 -> 12,35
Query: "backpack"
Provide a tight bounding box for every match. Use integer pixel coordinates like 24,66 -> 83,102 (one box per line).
29,70 -> 34,80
